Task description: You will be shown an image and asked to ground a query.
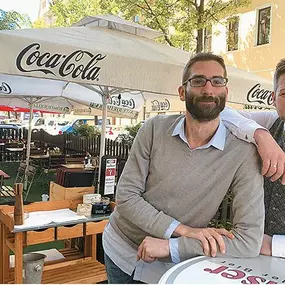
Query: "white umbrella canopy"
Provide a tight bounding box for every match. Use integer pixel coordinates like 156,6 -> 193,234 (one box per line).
0,20 -> 189,96
0,14 -> 274,170
0,72 -> 144,168
0,73 -> 144,118
226,66 -> 274,109
0,15 -> 191,167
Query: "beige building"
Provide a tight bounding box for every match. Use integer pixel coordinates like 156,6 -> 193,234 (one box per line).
210,0 -> 284,80
38,0 -> 52,19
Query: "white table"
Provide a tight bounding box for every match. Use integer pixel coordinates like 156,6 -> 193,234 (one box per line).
159,255 -> 285,284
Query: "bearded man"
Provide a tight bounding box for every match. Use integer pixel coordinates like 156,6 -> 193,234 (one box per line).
102,53 -> 265,284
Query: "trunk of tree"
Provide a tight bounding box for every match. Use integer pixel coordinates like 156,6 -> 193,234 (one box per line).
196,0 -> 205,53
196,28 -> 203,53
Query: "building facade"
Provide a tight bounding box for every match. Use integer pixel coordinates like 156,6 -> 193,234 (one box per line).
210,0 -> 284,80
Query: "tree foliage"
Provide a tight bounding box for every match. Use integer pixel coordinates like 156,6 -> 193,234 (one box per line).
33,0 -> 251,52
72,123 -> 101,138
0,9 -> 32,30
113,0 -> 251,52
34,0 -> 120,28
116,122 -> 142,146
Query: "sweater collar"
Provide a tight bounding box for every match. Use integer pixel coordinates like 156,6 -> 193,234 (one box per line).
172,116 -> 226,151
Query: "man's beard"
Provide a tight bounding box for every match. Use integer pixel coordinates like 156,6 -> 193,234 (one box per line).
185,90 -> 226,122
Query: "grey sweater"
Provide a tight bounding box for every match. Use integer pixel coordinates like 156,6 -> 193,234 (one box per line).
110,114 -> 264,261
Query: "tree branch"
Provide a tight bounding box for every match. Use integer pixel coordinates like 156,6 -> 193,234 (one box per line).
136,0 -> 174,46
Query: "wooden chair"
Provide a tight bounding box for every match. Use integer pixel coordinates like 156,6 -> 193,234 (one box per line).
0,163 -> 37,201
0,174 -> 4,192
44,154 -> 66,174
41,155 -> 66,191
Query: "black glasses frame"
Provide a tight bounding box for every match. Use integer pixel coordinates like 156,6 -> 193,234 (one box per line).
183,76 -> 228,87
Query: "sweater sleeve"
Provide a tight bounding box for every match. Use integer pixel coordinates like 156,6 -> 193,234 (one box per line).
115,118 -> 176,238
177,144 -> 265,261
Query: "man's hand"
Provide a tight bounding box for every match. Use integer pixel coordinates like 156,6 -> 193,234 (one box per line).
137,236 -> 169,263
254,129 -> 285,184
260,234 -> 272,256
174,224 -> 234,257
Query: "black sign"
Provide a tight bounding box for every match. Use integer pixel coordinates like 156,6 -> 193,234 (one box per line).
247,83 -> 273,106
151,99 -> 170,111
0,82 -> 12,94
16,43 -> 106,81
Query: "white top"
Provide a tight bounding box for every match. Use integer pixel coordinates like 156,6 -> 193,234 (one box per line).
221,107 -> 283,258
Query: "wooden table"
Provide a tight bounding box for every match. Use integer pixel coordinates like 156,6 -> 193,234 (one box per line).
5,148 -> 24,152
0,170 -> 10,179
61,164 -> 98,169
159,255 -> 285,284
30,154 -> 49,159
0,199 -> 114,284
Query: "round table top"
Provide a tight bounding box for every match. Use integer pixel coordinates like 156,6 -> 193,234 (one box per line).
158,255 -> 285,284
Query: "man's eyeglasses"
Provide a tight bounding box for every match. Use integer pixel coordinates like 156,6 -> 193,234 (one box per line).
183,76 -> 228,87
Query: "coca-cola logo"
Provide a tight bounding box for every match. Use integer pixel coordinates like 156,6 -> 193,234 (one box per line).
151,99 -> 170,111
89,102 -> 137,116
247,84 -> 273,106
33,103 -> 70,113
110,95 -> 135,109
0,82 -> 12,94
16,43 -> 106,81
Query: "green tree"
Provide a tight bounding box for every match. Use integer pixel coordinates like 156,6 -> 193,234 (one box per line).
0,9 -> 32,30
112,0 -> 251,52
34,0 -> 251,53
33,0 -> 120,28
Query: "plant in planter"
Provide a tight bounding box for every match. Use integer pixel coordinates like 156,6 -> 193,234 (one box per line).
116,122 -> 142,146
73,124 -> 101,138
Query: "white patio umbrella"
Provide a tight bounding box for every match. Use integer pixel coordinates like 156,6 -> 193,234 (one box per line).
0,73 -> 145,169
0,15 -> 190,165
0,14 -> 273,178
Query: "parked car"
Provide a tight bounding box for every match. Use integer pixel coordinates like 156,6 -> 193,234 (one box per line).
0,124 -> 22,143
22,117 -> 70,135
58,117 -> 120,139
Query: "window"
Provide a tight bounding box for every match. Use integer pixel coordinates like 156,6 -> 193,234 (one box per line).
227,16 -> 239,51
257,7 -> 271,45
34,118 -> 44,126
204,26 -> 212,52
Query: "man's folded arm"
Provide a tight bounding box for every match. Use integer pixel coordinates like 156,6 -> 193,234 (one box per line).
115,118 -> 179,238
220,107 -> 278,144
171,146 -> 264,262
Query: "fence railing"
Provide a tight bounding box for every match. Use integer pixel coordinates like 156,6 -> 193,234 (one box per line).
27,129 -> 131,159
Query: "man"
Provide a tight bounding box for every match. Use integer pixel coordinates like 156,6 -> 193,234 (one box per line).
103,53 -> 265,284
220,59 -> 285,259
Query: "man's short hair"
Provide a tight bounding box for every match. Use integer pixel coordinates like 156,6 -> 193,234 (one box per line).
274,59 -> 285,93
182,53 -> 227,84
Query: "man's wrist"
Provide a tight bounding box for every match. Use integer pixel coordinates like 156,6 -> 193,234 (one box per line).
173,224 -> 191,237
254,129 -> 270,145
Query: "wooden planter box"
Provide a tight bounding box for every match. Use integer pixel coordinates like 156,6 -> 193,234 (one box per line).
49,182 -> 95,201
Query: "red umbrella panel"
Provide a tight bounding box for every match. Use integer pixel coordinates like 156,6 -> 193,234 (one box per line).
0,105 -> 59,114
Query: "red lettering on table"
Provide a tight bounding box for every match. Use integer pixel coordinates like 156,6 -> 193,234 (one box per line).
204,265 -> 228,274
221,269 -> 246,280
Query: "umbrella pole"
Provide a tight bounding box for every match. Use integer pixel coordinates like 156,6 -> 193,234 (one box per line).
24,102 -> 33,190
98,89 -> 108,190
